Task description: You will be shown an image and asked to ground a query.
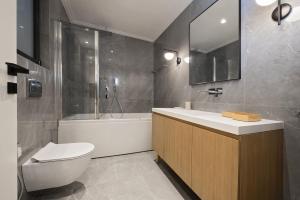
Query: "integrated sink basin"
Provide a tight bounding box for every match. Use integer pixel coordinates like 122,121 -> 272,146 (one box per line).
152,108 -> 284,135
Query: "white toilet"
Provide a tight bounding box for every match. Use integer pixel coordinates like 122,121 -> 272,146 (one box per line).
22,142 -> 95,192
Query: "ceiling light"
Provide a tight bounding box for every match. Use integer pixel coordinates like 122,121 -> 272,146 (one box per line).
255,0 -> 276,6
85,41 -> 89,44
220,18 -> 227,24
164,52 -> 175,61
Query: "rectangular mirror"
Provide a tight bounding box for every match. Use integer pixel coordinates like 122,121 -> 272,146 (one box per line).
189,0 -> 240,85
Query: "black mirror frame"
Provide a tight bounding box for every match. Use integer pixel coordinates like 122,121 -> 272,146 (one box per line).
188,0 -> 241,85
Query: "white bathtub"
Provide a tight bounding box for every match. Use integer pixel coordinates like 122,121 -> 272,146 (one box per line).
58,113 -> 152,158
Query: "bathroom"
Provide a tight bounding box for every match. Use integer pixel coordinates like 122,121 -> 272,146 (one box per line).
0,0 -> 299,199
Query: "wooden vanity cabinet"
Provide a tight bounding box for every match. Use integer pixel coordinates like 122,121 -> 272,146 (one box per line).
152,113 -> 283,200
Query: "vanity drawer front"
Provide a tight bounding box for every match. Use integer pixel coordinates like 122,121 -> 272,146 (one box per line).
192,126 -> 239,200
164,117 -> 193,186
152,114 -> 165,158
153,114 -> 193,186
239,132 -> 283,200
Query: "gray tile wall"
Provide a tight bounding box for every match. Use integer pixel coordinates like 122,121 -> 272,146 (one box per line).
154,0 -> 300,199
17,0 -> 68,160
17,55 -> 57,161
39,0 -> 70,70
99,31 -> 154,113
18,0 -> 69,199
17,55 -> 57,200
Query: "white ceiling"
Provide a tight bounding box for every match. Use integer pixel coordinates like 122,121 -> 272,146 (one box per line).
61,0 -> 193,42
190,0 -> 239,53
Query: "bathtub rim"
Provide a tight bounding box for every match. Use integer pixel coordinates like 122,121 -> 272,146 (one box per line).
59,113 -> 152,125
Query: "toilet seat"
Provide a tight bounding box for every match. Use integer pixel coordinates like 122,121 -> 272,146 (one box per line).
32,142 -> 95,163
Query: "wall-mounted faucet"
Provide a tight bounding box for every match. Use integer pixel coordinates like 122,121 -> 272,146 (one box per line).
105,86 -> 109,99
198,87 -> 223,97
208,88 -> 223,97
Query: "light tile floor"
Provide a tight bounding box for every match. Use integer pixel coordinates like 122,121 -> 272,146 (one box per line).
35,152 -> 184,200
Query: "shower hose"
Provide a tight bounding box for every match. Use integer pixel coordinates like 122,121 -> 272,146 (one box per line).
110,86 -> 124,116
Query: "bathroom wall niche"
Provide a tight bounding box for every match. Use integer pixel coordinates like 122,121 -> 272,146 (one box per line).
189,0 -> 241,85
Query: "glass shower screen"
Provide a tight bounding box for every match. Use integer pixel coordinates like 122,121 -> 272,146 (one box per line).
55,21 -> 99,120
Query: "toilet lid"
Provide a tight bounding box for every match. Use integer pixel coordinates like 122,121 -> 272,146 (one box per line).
31,142 -> 95,163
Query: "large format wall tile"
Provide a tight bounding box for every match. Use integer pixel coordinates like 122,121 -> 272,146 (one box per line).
17,54 -> 57,163
98,31 -> 154,114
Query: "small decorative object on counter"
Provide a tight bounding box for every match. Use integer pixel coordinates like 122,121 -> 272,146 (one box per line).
223,112 -> 262,122
185,101 -> 191,110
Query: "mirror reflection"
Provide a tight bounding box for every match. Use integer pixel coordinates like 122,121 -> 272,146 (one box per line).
189,0 -> 240,85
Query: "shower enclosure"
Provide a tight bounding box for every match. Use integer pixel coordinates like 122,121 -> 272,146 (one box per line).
54,21 -> 142,120
55,21 -> 152,157
54,21 -> 100,120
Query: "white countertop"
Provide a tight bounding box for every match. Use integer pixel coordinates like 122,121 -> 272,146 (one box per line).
152,108 -> 284,135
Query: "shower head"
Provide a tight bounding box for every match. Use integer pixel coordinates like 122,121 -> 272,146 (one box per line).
113,77 -> 119,87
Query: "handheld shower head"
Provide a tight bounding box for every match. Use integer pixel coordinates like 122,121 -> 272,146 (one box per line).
113,77 -> 119,86
112,77 -> 119,92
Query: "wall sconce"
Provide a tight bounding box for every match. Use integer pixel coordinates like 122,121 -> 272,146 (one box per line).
256,0 -> 292,25
272,0 -> 292,25
163,49 -> 181,65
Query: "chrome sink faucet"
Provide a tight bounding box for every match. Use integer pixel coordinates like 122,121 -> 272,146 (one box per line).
208,88 -> 223,97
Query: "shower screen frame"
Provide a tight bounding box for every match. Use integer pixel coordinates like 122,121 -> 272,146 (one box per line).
54,20 -> 100,120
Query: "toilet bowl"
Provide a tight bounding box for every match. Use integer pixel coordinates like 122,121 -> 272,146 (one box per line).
22,142 -> 95,192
